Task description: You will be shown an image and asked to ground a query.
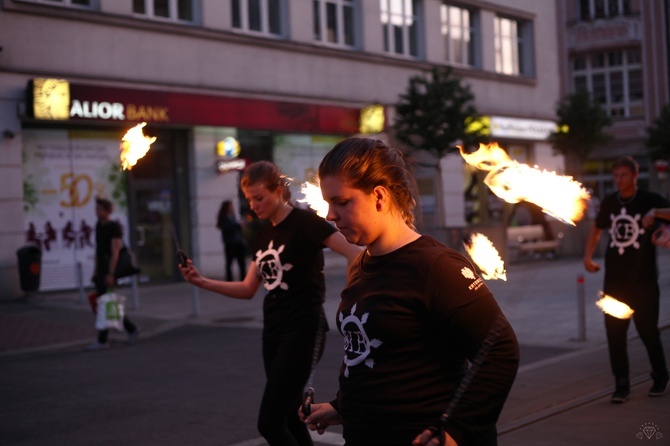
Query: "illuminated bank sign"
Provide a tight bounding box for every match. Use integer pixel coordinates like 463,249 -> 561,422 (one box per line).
27,78 -> 361,134
30,78 -> 170,123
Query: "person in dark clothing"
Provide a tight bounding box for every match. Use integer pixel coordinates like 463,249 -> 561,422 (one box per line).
300,137 -> 520,446
584,156 -> 670,403
87,198 -> 139,351
180,161 -> 361,446
216,200 -> 247,281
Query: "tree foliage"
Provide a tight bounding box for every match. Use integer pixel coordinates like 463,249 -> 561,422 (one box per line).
645,103 -> 670,160
547,92 -> 612,175
393,66 -> 486,160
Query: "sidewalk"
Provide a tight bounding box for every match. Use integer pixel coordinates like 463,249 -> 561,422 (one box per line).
2,249 -> 670,445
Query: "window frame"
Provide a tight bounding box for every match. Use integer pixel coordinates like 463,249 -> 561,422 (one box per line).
14,0 -> 97,9
313,0 -> 358,48
440,2 -> 479,68
578,0 -> 632,20
132,0 -> 198,24
232,0 -> 286,37
494,14 -> 534,77
380,0 -> 423,59
571,48 -> 643,118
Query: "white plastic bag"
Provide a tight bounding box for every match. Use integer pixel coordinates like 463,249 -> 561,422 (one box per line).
652,224 -> 670,249
95,293 -> 126,331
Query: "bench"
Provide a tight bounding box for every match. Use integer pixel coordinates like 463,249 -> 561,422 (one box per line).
507,224 -> 562,261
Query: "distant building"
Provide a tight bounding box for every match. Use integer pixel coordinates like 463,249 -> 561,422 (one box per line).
556,0 -> 670,199
0,0 -> 561,296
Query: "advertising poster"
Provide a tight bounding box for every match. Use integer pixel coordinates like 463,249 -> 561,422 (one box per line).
22,129 -> 129,291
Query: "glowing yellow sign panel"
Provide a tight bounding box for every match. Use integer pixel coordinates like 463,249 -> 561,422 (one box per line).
33,78 -> 70,120
359,104 -> 385,134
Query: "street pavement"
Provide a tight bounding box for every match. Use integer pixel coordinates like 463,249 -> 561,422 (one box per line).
1,248 -> 670,446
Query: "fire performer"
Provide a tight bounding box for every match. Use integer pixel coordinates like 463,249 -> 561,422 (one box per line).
300,137 -> 519,446
180,161 -> 360,446
583,156 -> 670,403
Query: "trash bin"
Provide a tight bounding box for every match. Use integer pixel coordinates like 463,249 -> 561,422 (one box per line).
16,245 -> 41,292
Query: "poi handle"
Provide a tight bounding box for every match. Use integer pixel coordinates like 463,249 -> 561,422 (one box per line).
302,387 -> 314,416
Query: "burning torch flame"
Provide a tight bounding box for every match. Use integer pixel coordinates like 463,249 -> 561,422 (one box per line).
463,233 -> 507,281
596,292 -> 634,319
460,143 -> 590,226
120,122 -> 156,170
298,181 -> 329,218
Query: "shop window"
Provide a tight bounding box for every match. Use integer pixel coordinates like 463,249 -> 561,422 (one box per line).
232,0 -> 284,37
133,0 -> 196,23
494,15 -> 534,77
313,0 -> 357,47
441,3 -> 479,68
380,0 -> 422,58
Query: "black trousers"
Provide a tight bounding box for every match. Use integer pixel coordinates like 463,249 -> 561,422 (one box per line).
258,336 -> 317,446
93,275 -> 137,343
604,281 -> 667,379
224,242 -> 247,282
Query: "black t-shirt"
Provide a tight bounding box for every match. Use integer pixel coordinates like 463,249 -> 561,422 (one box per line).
596,189 -> 670,283
253,208 -> 336,339
336,235 -> 519,446
95,220 -> 122,275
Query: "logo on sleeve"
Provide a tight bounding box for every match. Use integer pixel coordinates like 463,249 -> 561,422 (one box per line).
462,266 -> 484,291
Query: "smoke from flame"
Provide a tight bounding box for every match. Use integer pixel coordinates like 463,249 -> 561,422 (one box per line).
460,143 -> 590,226
120,122 -> 156,170
463,233 -> 507,281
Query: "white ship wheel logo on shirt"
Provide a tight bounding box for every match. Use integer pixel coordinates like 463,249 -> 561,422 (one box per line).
255,240 -> 293,291
609,208 -> 644,255
339,303 -> 383,378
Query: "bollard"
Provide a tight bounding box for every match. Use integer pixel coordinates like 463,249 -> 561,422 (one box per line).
131,275 -> 140,310
77,262 -> 85,305
576,274 -> 586,341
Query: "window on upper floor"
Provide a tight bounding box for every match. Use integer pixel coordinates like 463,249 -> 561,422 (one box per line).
232,0 -> 284,37
572,48 -> 643,117
380,0 -> 422,58
14,0 -> 95,8
313,0 -> 357,47
494,15 -> 534,77
133,0 -> 195,22
441,3 -> 479,67
579,0 -> 632,20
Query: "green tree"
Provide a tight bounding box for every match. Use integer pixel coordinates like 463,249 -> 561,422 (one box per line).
393,66 -> 487,227
645,103 -> 670,161
548,92 -> 612,178
394,66 -> 486,158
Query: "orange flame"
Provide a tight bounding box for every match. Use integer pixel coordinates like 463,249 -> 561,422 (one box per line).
596,292 -> 634,319
298,182 -> 329,218
460,143 -> 590,226
120,122 -> 156,170
463,233 -> 507,281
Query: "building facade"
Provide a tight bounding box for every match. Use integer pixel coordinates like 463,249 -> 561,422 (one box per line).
0,0 -> 562,297
556,0 -> 670,198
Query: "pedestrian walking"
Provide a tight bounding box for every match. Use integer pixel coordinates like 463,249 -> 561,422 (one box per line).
87,198 -> 139,351
583,156 -> 670,403
300,137 -> 519,446
216,199 -> 247,281
180,160 -> 361,446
